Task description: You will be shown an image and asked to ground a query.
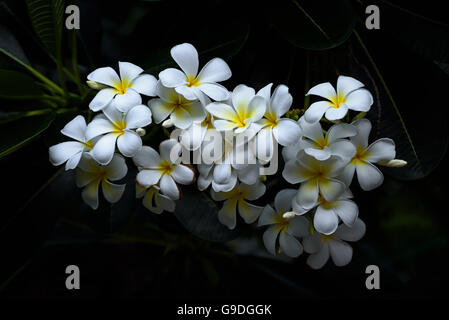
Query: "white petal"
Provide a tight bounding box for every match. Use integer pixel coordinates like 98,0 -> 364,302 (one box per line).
118,61 -> 143,82
329,140 -> 356,160
287,216 -> 309,237
91,133 -> 118,165
213,163 -> 231,184
304,101 -> 331,123
89,88 -> 116,112
232,84 -> 255,108
133,146 -> 161,168
351,118 -> 372,148
76,168 -> 95,188
49,141 -> 85,166
303,233 -> 323,254
307,244 -> 330,270
282,160 -> 310,184
246,95 -> 266,122
102,103 -> 123,124
159,68 -> 187,88
218,198 -> 238,229
197,173 -> 212,191
324,104 -> 348,121
336,75 -> 364,97
198,57 -> 231,83
199,83 -> 230,101
213,119 -> 238,131
366,138 -> 396,163
335,218 -> 366,241
111,88 -> 142,112
270,84 -> 292,117
274,188 -> 296,213
117,131 -> 142,157
256,83 -> 272,102
301,121 -> 324,141
281,141 -> 302,163
142,187 -> 162,214
291,196 -> 312,215
256,127 -> 275,162
319,178 -> 346,202
333,200 -> 358,227
157,193 -> 176,212
131,74 -> 157,96
238,200 -> 263,224
171,43 -> 199,76
240,182 -> 266,200
104,154 -> 128,180
82,179 -> 101,209
236,164 -> 259,185
212,171 -> 238,192
159,139 -> 181,162
279,232 -> 303,257
329,239 -> 353,267
183,101 -> 206,122
340,163 -> 356,187
102,180 -> 125,203
87,67 -> 120,87
172,164 -> 195,184
258,205 -> 277,226
273,119 -> 301,146
263,225 -> 281,255
180,122 -> 206,150
125,104 -> 152,129
65,151 -> 83,170
148,98 -> 175,124
174,85 -> 197,100
160,175 -> 180,200
170,106 -> 192,129
344,88 -> 373,112
206,102 -> 238,121
304,147 -> 332,161
306,82 -> 336,100
61,115 -> 87,142
137,169 -> 162,187
314,205 -> 339,235
327,123 -> 357,143
296,179 -> 319,209
355,161 -> 384,191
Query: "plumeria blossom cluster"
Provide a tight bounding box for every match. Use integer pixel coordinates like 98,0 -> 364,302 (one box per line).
49,43 -> 405,269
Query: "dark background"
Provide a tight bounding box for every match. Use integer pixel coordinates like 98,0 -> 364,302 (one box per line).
0,0 -> 448,302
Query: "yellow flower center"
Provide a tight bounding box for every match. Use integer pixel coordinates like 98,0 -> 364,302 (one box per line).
329,92 -> 346,109
321,233 -> 334,243
313,136 -> 329,150
351,145 -> 370,165
84,140 -> 94,150
158,160 -> 174,175
273,214 -> 291,233
112,119 -> 127,136
113,78 -> 131,95
202,113 -> 214,129
264,112 -> 279,127
186,74 -> 201,87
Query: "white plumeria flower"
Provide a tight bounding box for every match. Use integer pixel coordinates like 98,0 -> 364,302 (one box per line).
255,84 -> 301,161
258,189 -> 309,257
303,218 -> 366,269
341,119 -> 396,191
136,183 -> 176,214
159,43 -> 231,105
76,153 -> 127,210
49,115 -> 94,170
206,84 -> 266,134
87,61 -> 157,112
300,120 -> 357,161
211,181 -> 266,230
283,150 -> 347,209
304,75 -> 373,123
86,104 -> 152,165
148,81 -> 206,129
281,116 -> 309,162
293,189 -> 358,235
133,139 -> 195,200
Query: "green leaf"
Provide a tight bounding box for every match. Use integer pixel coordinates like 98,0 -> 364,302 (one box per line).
0,69 -> 43,98
0,112 -> 55,159
26,0 -> 64,58
271,0 -> 356,50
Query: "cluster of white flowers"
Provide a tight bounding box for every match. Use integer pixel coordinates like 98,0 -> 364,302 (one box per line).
49,43 -> 405,269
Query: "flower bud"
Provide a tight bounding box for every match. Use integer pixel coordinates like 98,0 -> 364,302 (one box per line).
282,211 -> 296,219
377,159 -> 407,167
136,128 -> 146,137
162,118 -> 174,128
86,80 -> 108,90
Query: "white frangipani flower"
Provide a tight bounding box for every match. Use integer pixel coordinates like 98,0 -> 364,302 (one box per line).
49,115 -> 93,170
255,84 -> 301,161
341,119 -> 396,191
87,62 -> 157,112
159,43 -> 231,105
258,189 -> 309,257
136,183 -> 176,214
304,76 -> 373,123
206,84 -> 266,134
76,153 -> 127,209
211,181 -> 266,230
283,150 -> 347,209
86,104 -> 152,165
304,218 -> 366,269
149,81 -> 206,129
133,139 -> 195,200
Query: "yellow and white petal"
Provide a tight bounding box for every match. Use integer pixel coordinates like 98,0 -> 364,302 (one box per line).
118,61 -> 143,82
172,164 -> 195,185
175,85 -> 198,101
89,88 -> 116,112
279,232 -> 303,258
77,153 -> 99,173
198,83 -> 230,101
239,181 -> 266,200
49,141 -> 85,166
351,118 -> 371,148
117,130 -> 142,157
263,225 -> 281,255
302,232 -> 323,254
65,151 -> 83,170
183,101 -> 206,122
130,74 -> 157,96
159,139 -> 182,163
104,153 -> 128,181
335,218 -> 366,242
336,75 -> 364,97
306,81 -> 336,100
355,161 -> 384,191
324,103 -> 348,121
282,159 -> 312,184
258,204 -> 277,226
238,200 -> 263,224
274,188 -> 296,213
87,66 -> 120,87
286,216 -> 309,238
304,101 -> 332,123
170,43 -> 199,77
171,106 -> 193,129
365,138 -> 396,163
270,84 -> 292,117
198,57 -> 231,83
136,169 -> 162,187
329,140 -> 356,160
232,84 -> 255,109
156,192 -> 176,213
61,115 -> 87,142
102,180 -> 125,203
125,104 -> 152,129
159,68 -> 187,88
319,178 -> 346,202
148,98 -> 175,124
111,88 -> 142,112
344,88 -> 373,112
272,119 -> 301,146
314,205 -> 339,235
213,119 -> 238,131
133,146 -> 161,169
218,198 -> 238,230
76,168 -> 96,188
327,123 -> 357,143
296,179 -> 319,209
85,118 -> 113,141
306,243 -> 330,270
246,95 -> 267,123
91,133 -> 118,165
333,199 -> 358,227
206,102 -> 238,122
160,175 -> 180,200
81,179 -> 101,210
328,239 -> 353,267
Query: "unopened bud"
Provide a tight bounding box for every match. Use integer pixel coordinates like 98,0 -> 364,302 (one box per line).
86,80 -> 108,90
377,159 -> 407,167
162,118 -> 174,128
136,128 -> 146,137
282,211 -> 296,219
